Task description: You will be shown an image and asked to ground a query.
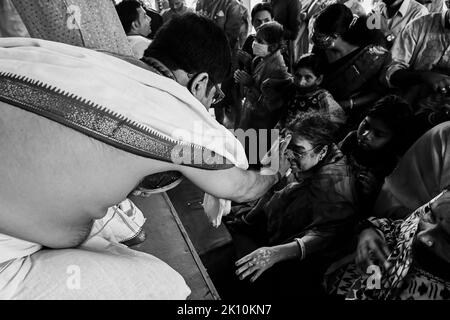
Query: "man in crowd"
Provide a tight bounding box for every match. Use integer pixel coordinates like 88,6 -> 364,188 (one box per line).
116,0 -> 152,58
161,0 -> 192,23
370,0 -> 428,46
240,1 -> 274,56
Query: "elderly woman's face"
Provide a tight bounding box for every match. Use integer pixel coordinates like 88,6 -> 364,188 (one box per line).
284,135 -> 324,173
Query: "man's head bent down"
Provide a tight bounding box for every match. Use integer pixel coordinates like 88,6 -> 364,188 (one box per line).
143,13 -> 232,109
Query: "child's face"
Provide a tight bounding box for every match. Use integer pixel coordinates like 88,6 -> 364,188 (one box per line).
356,116 -> 393,151
294,67 -> 323,91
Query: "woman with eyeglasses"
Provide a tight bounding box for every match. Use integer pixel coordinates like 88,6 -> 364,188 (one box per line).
224,111 -> 359,298
311,3 -> 389,130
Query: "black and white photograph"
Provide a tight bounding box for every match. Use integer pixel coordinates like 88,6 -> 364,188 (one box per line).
0,0 -> 449,306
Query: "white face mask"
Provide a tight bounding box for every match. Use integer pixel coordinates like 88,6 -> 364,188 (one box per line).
252,41 -> 269,57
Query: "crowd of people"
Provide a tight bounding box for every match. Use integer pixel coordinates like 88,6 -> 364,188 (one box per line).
0,0 -> 448,300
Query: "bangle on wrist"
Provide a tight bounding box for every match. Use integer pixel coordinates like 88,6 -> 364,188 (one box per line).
295,238 -> 305,260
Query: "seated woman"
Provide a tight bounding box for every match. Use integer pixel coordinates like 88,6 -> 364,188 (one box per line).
226,112 -> 359,298
278,53 -> 346,131
326,121 -> 450,300
311,3 -> 390,129
234,21 -> 292,131
339,95 -> 414,211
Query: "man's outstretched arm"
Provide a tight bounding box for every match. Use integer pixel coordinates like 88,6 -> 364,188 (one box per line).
179,165 -> 279,203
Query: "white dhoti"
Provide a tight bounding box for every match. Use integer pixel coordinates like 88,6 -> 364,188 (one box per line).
0,200 -> 191,300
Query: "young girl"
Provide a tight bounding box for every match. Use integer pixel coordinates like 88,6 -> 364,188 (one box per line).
339,95 -> 414,210
234,21 -> 292,131
278,53 -> 346,131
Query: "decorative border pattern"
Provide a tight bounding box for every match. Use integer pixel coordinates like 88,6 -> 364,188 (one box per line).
0,72 -> 233,170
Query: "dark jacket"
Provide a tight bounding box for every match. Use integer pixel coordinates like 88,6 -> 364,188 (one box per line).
264,144 -> 358,259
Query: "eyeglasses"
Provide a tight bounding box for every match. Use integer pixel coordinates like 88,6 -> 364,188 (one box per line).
211,84 -> 225,105
285,144 -> 319,159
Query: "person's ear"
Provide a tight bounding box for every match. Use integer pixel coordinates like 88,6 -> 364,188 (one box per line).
189,72 -> 209,100
319,145 -> 328,161
315,74 -> 324,86
131,20 -> 139,32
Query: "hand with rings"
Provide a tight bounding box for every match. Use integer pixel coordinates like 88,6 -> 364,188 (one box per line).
235,247 -> 279,282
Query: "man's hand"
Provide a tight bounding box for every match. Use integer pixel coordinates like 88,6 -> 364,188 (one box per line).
356,227 -> 391,270
234,69 -> 253,86
235,246 -> 280,282
260,134 -> 291,178
420,71 -> 450,94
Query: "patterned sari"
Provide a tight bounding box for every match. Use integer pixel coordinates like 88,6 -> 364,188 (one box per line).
326,122 -> 450,300
328,203 -> 450,300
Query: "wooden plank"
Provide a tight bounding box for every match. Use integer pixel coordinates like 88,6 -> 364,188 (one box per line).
129,193 -> 220,300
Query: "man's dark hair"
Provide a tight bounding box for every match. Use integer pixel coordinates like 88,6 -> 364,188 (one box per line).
286,111 -> 338,149
251,2 -> 273,21
294,53 -> 325,77
115,0 -> 142,34
143,13 -> 231,86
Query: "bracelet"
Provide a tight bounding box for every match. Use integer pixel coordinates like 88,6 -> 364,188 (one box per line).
295,238 -> 305,260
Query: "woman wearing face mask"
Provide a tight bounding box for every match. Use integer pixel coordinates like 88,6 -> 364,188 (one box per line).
278,53 -> 346,132
225,112 -> 359,298
234,21 -> 292,132
311,3 -> 390,130
339,95 -> 414,211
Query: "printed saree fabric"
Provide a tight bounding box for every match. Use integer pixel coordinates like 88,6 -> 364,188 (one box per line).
328,204 -> 450,300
